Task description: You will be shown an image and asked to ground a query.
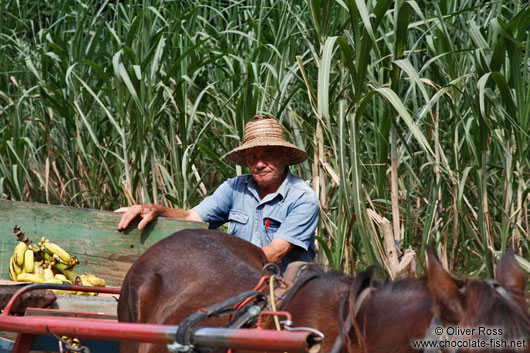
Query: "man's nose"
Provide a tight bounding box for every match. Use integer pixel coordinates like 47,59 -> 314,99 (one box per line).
255,158 -> 267,168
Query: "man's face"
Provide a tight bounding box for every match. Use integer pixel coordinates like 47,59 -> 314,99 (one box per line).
245,146 -> 290,189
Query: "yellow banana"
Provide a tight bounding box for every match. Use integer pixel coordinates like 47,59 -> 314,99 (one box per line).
52,289 -> 78,295
86,274 -> 106,287
9,256 -> 18,281
44,241 -> 71,263
78,274 -> 91,286
43,278 -> 63,284
17,273 -> 43,283
14,242 -> 27,266
43,267 -> 55,281
34,265 -> 44,281
11,255 -> 22,275
24,249 -> 35,273
76,275 -> 97,296
54,274 -> 68,281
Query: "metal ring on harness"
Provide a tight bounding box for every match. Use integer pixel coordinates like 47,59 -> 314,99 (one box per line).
262,263 -> 281,276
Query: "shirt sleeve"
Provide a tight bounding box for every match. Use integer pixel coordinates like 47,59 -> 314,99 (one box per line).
192,178 -> 234,229
273,192 -> 319,252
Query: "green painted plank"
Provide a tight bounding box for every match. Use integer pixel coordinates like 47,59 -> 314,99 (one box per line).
0,200 -> 207,287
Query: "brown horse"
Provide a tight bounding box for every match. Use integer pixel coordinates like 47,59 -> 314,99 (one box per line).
242,248 -> 530,353
119,228 -> 530,353
337,248 -> 530,353
118,229 -> 267,353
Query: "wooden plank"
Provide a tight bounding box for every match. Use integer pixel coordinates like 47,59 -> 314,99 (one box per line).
50,293 -> 119,316
25,307 -> 117,320
0,200 -> 208,287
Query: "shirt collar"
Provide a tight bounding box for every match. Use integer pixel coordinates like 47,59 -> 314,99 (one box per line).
245,170 -> 292,202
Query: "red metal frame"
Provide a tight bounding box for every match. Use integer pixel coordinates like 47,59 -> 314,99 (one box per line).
1,283 -> 317,353
257,310 -> 293,328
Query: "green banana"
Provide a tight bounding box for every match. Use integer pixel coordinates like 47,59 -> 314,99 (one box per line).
53,261 -> 78,283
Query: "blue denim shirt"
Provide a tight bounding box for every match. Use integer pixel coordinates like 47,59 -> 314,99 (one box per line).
193,171 -> 319,272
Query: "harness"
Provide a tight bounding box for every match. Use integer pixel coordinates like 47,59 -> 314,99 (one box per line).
167,264 -> 324,353
329,286 -> 375,353
168,289 -> 268,353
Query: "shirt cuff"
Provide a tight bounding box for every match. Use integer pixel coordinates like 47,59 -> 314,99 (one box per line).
273,234 -> 309,251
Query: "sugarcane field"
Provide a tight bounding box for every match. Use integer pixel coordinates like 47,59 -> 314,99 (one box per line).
0,1 -> 529,352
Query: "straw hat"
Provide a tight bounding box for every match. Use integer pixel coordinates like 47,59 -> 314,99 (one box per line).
224,115 -> 307,166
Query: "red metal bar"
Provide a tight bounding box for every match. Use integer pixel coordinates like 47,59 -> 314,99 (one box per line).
2,282 -> 120,316
0,315 -> 317,352
12,333 -> 33,353
257,311 -> 293,328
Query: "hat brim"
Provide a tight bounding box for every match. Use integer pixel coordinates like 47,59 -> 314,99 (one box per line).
224,138 -> 307,166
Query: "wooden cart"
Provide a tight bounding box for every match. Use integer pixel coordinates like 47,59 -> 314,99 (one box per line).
0,199 -> 207,352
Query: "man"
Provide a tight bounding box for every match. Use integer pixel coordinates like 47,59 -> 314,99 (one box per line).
116,115 -> 319,272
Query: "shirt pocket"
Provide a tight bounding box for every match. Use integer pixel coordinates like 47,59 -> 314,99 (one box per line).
228,210 -> 249,235
263,217 -> 282,234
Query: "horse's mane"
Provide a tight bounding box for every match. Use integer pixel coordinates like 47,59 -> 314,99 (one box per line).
279,265 -> 353,311
343,268 -> 395,353
459,279 -> 530,341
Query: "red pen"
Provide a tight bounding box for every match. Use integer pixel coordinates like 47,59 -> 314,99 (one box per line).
266,218 -> 270,227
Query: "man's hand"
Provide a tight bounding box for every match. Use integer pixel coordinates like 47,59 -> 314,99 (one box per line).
115,204 -> 204,231
261,238 -> 293,264
115,204 -> 162,231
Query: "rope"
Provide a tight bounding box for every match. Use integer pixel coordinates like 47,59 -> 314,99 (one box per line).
269,274 -> 281,331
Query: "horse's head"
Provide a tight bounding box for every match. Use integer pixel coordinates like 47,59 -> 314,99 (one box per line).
278,263 -> 354,353
426,247 -> 530,352
346,248 -> 529,353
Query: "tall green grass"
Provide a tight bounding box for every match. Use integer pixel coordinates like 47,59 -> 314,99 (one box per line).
1,0 -> 528,276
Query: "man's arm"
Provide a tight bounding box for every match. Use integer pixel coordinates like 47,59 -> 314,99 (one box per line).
115,204 -> 203,231
261,238 -> 293,264
264,192 -> 319,264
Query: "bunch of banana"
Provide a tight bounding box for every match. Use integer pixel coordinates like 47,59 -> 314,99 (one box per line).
9,233 -> 107,296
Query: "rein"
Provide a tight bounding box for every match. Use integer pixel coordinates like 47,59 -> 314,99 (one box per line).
329,286 -> 375,353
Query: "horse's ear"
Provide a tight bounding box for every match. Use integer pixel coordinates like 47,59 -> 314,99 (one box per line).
425,247 -> 464,324
495,249 -> 527,304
